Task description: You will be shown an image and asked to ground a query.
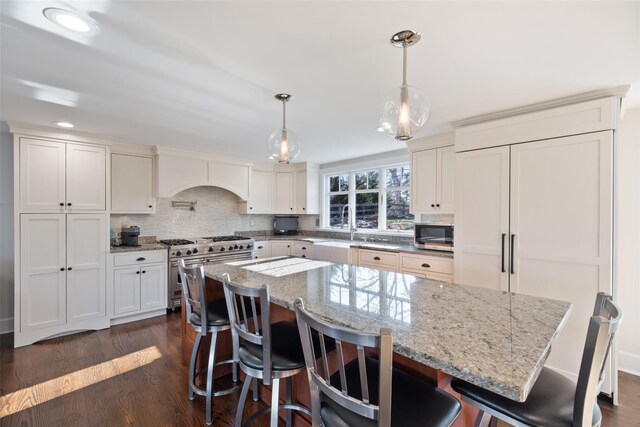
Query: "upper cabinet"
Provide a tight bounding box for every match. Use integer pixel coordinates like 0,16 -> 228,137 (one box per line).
239,168 -> 273,214
275,171 -> 295,213
156,148 -> 250,200
295,166 -> 319,214
20,137 -> 107,212
111,154 -> 155,214
407,133 -> 455,215
274,163 -> 319,215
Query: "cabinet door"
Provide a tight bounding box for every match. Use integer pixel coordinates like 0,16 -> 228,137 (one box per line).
19,138 -> 66,211
454,146 -> 510,292
275,172 -> 295,213
509,131 -> 612,384
410,149 -> 437,213
111,154 -> 154,213
140,264 -> 166,311
66,214 -> 106,322
436,146 -> 455,212
66,143 -> 106,210
248,170 -> 274,213
20,214 -> 67,330
295,170 -> 307,214
271,241 -> 292,257
113,268 -> 141,315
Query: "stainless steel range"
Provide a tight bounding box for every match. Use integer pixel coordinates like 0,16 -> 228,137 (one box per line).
160,236 -> 255,309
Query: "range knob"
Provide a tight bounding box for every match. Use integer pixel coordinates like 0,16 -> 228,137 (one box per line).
246,244 -> 253,249
208,247 -> 214,252
234,245 -> 239,249
228,246 -> 233,251
186,250 -> 192,256
239,245 -> 244,250
192,248 -> 198,254
220,247 -> 225,252
175,250 -> 182,256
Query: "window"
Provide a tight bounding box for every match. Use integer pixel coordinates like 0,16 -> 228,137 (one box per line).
325,164 -> 414,232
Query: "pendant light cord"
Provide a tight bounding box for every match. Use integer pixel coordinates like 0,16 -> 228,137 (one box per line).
402,44 -> 408,85
282,100 -> 287,129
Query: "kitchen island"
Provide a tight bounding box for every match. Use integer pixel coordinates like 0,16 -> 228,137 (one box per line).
187,256 -> 571,426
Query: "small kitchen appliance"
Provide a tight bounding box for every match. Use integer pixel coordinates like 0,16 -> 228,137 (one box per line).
121,226 -> 140,246
274,216 -> 299,235
414,223 -> 454,252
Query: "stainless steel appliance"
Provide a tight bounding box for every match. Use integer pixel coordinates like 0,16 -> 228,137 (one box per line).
274,216 -> 299,235
414,223 -> 454,252
121,226 -> 140,246
160,236 -> 255,309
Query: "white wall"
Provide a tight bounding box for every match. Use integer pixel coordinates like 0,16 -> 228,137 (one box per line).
616,107 -> 640,376
0,126 -> 14,334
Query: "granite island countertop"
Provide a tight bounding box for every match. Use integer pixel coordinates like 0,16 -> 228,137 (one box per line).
204,256 -> 571,402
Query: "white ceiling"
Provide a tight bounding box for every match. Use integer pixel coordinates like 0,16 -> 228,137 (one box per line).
1,1 -> 639,164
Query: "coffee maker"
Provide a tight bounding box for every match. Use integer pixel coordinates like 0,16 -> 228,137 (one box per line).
121,226 -> 140,246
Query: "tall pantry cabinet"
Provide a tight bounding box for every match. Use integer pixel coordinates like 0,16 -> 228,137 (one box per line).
453,94 -> 623,398
12,125 -> 110,347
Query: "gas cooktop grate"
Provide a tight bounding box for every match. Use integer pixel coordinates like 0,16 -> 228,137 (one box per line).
159,239 -> 194,245
203,236 -> 252,242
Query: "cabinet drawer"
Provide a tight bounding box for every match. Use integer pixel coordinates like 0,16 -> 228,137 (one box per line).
400,254 -> 452,275
113,250 -> 167,267
292,242 -> 312,252
254,241 -> 271,251
358,249 -> 398,269
253,250 -> 271,260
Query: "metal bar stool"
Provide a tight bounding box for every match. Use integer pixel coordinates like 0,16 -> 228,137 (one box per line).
451,292 -> 623,427
294,298 -> 462,427
221,275 -> 311,427
178,260 -> 243,425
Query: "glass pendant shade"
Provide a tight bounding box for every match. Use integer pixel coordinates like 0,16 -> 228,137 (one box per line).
268,127 -> 300,164
380,84 -> 431,141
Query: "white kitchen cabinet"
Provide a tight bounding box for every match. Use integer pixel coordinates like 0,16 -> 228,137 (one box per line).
18,213 -> 108,346
111,154 -> 155,214
111,250 -> 167,322
252,240 -> 272,259
399,253 -> 453,282
410,145 -> 454,214
358,249 -> 398,272
292,241 -> 313,258
454,130 -> 613,390
275,172 -> 295,213
240,169 -> 273,214
295,168 -> 319,214
271,241 -> 292,257
19,137 -> 106,211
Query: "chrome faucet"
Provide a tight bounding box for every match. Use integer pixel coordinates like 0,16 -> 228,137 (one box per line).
341,204 -> 357,241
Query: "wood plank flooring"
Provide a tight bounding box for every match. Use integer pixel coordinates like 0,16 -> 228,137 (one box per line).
1,312 -> 638,426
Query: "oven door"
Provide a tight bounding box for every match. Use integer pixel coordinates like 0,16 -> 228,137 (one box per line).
169,257 -> 208,309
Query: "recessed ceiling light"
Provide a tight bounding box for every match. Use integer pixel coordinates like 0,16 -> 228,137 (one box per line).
43,8 -> 98,34
268,156 -> 274,160
54,121 -> 75,128
377,127 -> 385,132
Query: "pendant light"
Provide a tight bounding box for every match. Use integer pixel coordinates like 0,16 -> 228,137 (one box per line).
268,93 -> 300,164
380,30 -> 431,141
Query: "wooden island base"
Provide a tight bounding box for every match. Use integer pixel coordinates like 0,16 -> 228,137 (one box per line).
181,277 -> 478,426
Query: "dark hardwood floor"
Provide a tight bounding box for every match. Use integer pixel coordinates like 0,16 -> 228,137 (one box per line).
1,312 -> 638,426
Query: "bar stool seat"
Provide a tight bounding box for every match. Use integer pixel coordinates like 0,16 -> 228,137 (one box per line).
451,367 -> 601,427
239,321 -> 307,371
187,299 -> 231,328
321,356 -> 462,427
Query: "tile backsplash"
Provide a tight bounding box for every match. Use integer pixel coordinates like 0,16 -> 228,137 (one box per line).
110,186 -> 318,239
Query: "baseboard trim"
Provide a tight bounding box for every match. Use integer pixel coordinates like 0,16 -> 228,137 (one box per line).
619,351 -> 640,376
0,316 -> 14,334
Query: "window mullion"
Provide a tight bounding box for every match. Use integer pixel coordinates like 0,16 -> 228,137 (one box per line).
379,167 -> 386,231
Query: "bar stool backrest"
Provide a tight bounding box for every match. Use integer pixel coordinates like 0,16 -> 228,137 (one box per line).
178,259 -> 207,336
294,298 -> 393,427
221,275 -> 274,385
574,292 -> 623,426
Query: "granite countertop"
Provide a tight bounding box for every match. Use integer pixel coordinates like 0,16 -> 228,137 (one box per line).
204,257 -> 571,402
110,243 -> 168,253
249,235 -> 453,258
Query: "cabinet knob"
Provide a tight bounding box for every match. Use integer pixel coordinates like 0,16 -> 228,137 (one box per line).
136,271 -> 140,274
142,270 -> 146,274
60,267 -> 65,271
250,206 -> 253,210
148,205 -> 153,208
430,204 -> 435,207
67,267 -> 72,271
303,207 -> 306,210
59,202 -> 64,207
421,263 -> 430,268
290,207 -> 293,210
67,202 -> 72,206
373,256 -> 381,261
436,204 -> 440,207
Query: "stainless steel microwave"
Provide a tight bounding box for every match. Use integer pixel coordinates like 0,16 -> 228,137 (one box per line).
414,223 -> 454,252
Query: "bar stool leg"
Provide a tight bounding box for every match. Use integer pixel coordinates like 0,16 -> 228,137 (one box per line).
236,374 -> 252,427
285,377 -> 293,427
189,334 -> 203,401
205,330 -> 218,425
252,378 -> 259,401
473,410 -> 492,427
270,378 -> 281,427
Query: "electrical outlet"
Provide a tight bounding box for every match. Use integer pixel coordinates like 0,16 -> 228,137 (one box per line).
315,218 -> 320,227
